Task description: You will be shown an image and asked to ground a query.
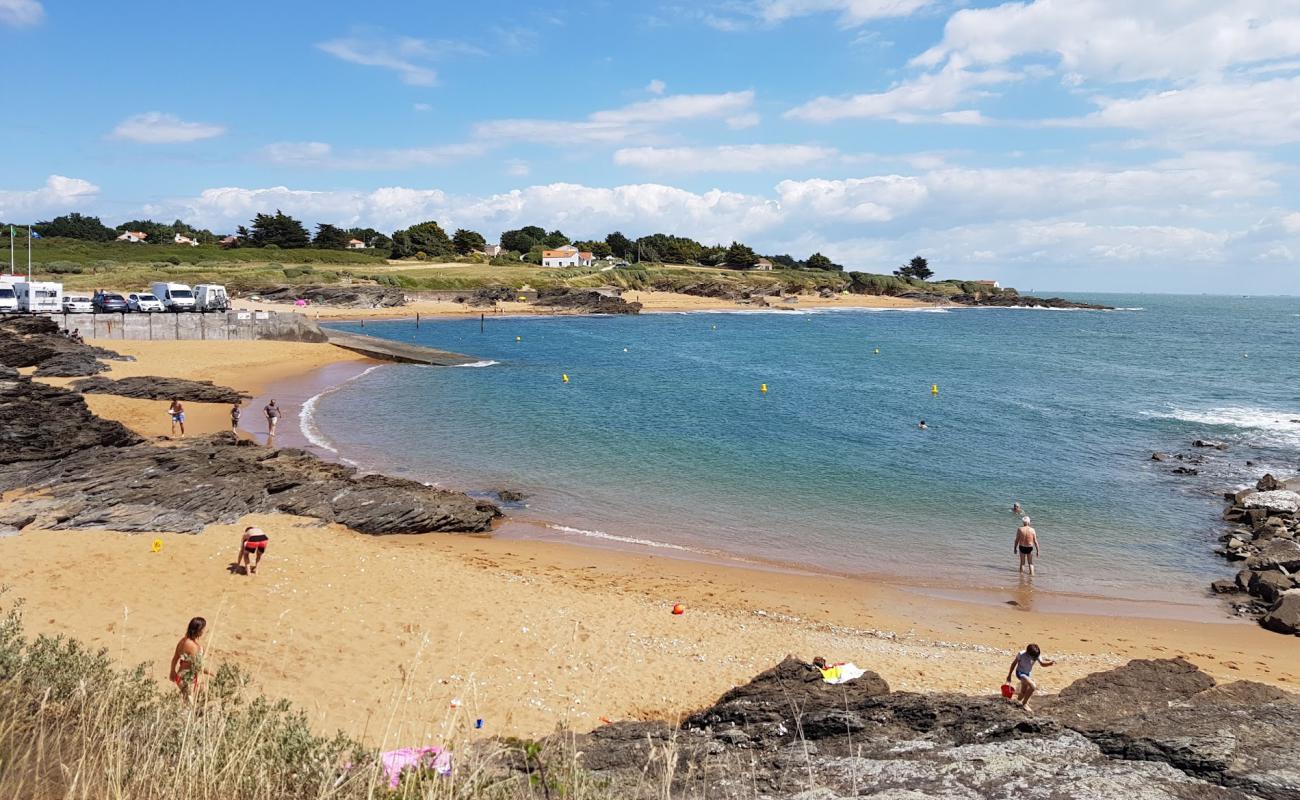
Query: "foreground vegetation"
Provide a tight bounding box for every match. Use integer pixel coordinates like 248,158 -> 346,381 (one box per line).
0,595 -> 621,799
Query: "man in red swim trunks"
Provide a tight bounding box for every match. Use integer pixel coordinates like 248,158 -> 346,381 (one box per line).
238,526 -> 269,575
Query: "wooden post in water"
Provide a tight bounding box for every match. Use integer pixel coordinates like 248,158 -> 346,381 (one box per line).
416,312 -> 420,329
480,313 -> 484,333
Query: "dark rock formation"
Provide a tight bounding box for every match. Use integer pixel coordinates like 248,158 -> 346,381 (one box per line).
533,288 -> 642,314
1262,592 -> 1300,635
0,315 -> 127,373
250,285 -> 406,308
0,371 -> 498,535
1213,474 -> 1300,635
468,286 -> 517,307
505,657 -> 1292,799
950,292 -> 1113,310
71,376 -> 249,404
492,488 -> 527,504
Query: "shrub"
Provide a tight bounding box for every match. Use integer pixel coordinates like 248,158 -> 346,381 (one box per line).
165,256 -> 182,266
44,260 -> 85,274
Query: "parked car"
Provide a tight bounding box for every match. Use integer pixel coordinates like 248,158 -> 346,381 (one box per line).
194,283 -> 230,312
0,281 -> 17,313
14,280 -> 62,313
93,291 -> 130,312
127,292 -> 164,312
62,294 -> 94,313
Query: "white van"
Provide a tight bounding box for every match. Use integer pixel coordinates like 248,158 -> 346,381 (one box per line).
151,281 -> 195,312
15,281 -> 63,313
194,284 -> 230,312
0,281 -> 17,313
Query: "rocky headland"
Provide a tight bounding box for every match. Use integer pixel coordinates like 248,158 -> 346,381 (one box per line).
505,656 -> 1299,799
1211,473 -> 1300,635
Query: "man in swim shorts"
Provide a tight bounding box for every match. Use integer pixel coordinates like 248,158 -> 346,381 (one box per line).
168,399 -> 186,438
264,399 -> 280,436
1015,516 -> 1039,575
238,526 -> 269,575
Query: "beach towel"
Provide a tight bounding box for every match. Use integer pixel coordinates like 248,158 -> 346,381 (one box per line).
819,663 -> 866,684
379,747 -> 451,788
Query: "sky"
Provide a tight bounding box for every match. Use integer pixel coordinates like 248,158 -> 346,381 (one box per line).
2,0 -> 1299,293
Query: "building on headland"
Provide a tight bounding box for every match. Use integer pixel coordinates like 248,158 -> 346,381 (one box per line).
116,231 -> 148,243
973,280 -> 1001,289
173,233 -> 199,247
346,238 -> 366,249
542,245 -> 594,268
219,235 -> 240,248
482,244 -> 503,257
753,258 -> 774,271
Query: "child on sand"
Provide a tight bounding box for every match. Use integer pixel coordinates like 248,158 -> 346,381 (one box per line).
168,399 -> 186,437
230,402 -> 242,432
1005,643 -> 1054,712
169,616 -> 209,701
238,526 -> 269,575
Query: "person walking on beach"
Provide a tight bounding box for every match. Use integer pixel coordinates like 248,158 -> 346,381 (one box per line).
168,399 -> 186,438
1015,516 -> 1039,575
230,402 -> 242,433
1005,643 -> 1054,712
238,526 -> 269,575
264,399 -> 280,436
169,616 -> 209,701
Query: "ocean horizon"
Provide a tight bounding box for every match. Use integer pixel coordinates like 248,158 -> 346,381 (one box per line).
297,293 -> 1298,613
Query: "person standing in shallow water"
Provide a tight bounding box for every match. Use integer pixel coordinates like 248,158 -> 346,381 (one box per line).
1015,516 -> 1039,575
264,399 -> 280,437
169,616 -> 208,701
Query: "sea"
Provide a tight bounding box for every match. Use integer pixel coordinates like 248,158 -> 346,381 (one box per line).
295,294 -> 1299,614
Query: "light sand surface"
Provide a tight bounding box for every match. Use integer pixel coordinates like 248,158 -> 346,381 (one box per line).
233,290 -> 932,320
36,340 -> 369,439
8,333 -> 1296,748
3,520 -> 1296,746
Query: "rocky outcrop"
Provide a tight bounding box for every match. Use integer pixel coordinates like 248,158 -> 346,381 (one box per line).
533,288 -> 642,314
0,315 -> 128,373
249,285 -> 407,308
0,369 -> 498,535
1214,474 -> 1300,635
505,657 -> 1293,799
950,293 -> 1113,310
71,376 -> 249,404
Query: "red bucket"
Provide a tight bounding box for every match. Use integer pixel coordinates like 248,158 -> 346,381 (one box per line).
1000,683 -> 1015,699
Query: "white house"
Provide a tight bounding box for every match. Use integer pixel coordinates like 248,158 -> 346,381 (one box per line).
116,231 -> 148,243
753,258 -> 774,271
173,233 -> 199,247
346,238 -> 366,249
973,280 -> 1001,289
483,244 -> 502,257
541,245 -> 594,268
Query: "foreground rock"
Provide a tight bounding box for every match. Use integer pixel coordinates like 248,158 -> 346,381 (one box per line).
0,370 -> 498,535
533,288 -> 642,314
505,657 -> 1295,799
0,315 -> 128,375
71,375 -> 249,404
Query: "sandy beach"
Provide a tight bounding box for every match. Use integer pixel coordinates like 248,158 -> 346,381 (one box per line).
8,334 -> 1298,745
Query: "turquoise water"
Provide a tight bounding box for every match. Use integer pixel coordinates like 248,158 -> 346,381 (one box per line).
313,295 -> 1299,603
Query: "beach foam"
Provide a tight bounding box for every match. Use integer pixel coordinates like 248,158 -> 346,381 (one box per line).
1153,405 -> 1300,447
453,359 -> 500,368
299,364 -> 384,455
545,523 -> 693,552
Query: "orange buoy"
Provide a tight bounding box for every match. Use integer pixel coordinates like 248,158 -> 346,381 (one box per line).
672,603 -> 685,615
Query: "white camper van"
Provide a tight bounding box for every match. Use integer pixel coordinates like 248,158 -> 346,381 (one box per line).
15,280 -> 63,313
194,284 -> 230,312
0,279 -> 18,313
151,281 -> 196,312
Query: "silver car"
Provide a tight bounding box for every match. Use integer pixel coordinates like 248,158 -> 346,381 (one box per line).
62,295 -> 94,313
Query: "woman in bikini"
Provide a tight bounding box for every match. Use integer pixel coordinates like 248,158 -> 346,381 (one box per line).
169,616 -> 208,701
238,526 -> 269,575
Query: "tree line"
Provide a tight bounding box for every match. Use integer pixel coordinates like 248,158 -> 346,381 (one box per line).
7,210 -> 934,277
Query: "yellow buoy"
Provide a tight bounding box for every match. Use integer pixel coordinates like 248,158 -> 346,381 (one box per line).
151,538 -> 163,553
760,383 -> 768,394
562,374 -> 570,383
931,384 -> 939,395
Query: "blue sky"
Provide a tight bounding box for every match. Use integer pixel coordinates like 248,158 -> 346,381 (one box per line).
2,0 -> 1299,292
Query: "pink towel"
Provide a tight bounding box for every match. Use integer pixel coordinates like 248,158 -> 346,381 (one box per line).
379,747 -> 451,788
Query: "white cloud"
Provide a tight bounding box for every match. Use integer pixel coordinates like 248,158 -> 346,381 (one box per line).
755,0 -> 931,26
913,0 -> 1300,82
614,144 -> 837,173
476,90 -> 757,146
0,175 -> 99,219
413,103 -> 433,112
110,112 -> 226,144
726,112 -> 762,129
316,33 -> 484,86
0,0 -> 42,27
646,79 -> 667,95
259,140 -> 487,169
786,62 -> 1018,122
505,160 -> 531,177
